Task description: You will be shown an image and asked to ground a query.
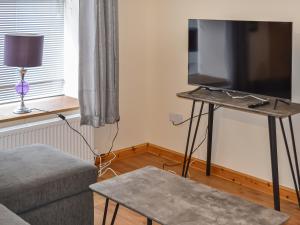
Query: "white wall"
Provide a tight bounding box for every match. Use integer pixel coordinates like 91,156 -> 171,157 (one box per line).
93,0 -> 152,152
90,0 -> 300,189
144,0 -> 300,189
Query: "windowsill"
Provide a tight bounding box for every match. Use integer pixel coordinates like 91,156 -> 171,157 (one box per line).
0,96 -> 79,123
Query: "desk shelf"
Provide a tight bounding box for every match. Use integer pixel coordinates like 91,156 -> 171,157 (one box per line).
177,89 -> 300,118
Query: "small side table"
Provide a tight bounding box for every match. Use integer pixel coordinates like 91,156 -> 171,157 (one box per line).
90,166 -> 288,225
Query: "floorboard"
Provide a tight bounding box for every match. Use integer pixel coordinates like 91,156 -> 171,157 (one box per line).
93,152 -> 300,225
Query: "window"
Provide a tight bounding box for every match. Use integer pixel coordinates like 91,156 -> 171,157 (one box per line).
0,0 -> 65,104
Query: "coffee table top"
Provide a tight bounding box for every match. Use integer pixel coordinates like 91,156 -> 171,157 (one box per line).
90,166 -> 289,225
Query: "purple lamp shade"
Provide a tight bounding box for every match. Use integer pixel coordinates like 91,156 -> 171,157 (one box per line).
4,34 -> 44,68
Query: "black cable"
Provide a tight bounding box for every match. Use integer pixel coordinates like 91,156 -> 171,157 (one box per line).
172,112 -> 209,126
191,106 -> 218,153
162,104 -> 218,172
167,105 -> 218,171
189,86 -> 224,95
192,126 -> 208,154
31,108 -> 98,156
106,121 -> 119,155
163,126 -> 208,171
62,118 -> 98,156
172,106 -> 220,126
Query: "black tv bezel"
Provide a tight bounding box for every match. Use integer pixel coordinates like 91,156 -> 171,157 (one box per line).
187,19 -> 293,100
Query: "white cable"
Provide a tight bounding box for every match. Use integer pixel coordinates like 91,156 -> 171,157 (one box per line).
97,123 -> 119,178
164,168 -> 191,177
98,151 -> 118,178
190,160 -> 197,167
99,151 -> 116,169
224,91 -> 268,102
99,167 -> 119,177
167,170 -> 177,175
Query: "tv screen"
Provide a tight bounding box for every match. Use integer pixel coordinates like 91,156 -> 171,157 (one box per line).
188,19 -> 292,99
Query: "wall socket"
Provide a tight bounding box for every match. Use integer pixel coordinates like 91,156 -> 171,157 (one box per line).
169,113 -> 184,124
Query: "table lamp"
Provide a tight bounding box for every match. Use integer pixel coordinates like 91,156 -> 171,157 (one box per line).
4,34 -> 44,114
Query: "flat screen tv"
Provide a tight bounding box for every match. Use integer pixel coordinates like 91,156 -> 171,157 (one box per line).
188,19 -> 292,99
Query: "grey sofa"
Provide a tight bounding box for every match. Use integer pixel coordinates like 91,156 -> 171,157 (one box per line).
0,144 -> 98,225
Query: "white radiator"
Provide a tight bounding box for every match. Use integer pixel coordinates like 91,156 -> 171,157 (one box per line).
0,114 -> 95,161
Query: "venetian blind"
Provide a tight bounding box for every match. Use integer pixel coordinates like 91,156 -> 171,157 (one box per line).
0,0 -> 64,104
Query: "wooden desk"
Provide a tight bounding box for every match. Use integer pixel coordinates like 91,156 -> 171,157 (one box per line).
177,88 -> 300,211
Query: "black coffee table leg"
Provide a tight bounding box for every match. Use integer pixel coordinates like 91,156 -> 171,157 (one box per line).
102,198 -> 120,225
111,203 -> 119,225
102,198 -> 109,225
147,218 -> 152,225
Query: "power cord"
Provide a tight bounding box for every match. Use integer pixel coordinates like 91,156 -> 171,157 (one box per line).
166,105 -> 217,176
172,106 -> 220,126
31,108 -> 99,156
224,90 -> 268,102
105,121 -> 119,155
192,125 -> 208,154
98,122 -> 120,178
163,126 -> 208,177
60,114 -> 100,156
31,108 -> 120,178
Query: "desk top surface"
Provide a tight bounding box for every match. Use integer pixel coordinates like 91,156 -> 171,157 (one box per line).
177,89 -> 300,118
90,166 -> 288,225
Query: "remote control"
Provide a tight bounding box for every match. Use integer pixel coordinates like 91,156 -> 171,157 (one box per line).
248,101 -> 270,109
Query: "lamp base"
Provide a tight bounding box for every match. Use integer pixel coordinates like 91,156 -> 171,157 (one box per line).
13,105 -> 31,114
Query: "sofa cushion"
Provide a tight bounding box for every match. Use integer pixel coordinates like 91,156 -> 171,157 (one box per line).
0,204 -> 30,225
0,144 -> 97,214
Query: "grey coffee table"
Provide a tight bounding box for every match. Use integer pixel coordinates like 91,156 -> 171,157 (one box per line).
90,166 -> 289,225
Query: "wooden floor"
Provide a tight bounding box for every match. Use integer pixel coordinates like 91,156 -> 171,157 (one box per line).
93,152 -> 300,225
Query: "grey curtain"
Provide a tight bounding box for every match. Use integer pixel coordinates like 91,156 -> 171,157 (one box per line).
78,0 -> 119,127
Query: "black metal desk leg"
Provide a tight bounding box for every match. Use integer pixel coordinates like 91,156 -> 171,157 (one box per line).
184,102 -> 204,177
147,218 -> 152,225
206,103 -> 215,176
102,198 -> 109,225
110,203 -> 119,225
279,118 -> 300,207
268,116 -> 280,211
288,116 -> 300,191
182,100 -> 196,176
